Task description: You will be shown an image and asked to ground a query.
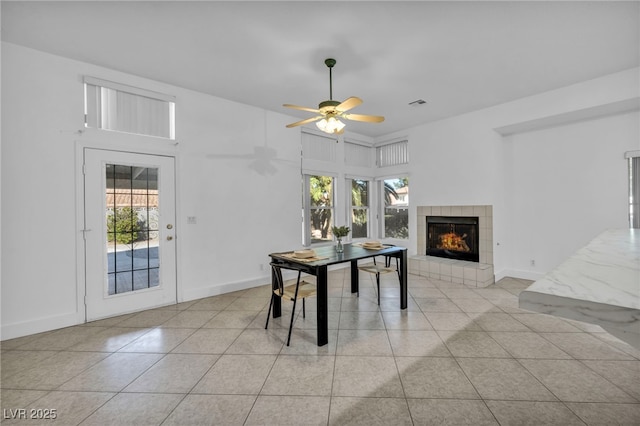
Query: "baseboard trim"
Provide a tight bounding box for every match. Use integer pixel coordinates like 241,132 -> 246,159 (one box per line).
1,312 -> 81,341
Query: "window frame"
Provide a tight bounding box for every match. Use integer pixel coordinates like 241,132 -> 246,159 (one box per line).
378,176 -> 410,240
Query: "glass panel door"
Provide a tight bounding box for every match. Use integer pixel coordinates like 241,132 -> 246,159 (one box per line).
84,148 -> 176,321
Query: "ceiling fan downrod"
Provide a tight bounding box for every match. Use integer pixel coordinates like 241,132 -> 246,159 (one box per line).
325,58 -> 336,101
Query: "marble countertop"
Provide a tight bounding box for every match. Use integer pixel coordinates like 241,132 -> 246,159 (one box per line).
519,228 -> 640,348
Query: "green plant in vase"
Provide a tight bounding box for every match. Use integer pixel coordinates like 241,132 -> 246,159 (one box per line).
332,226 -> 350,253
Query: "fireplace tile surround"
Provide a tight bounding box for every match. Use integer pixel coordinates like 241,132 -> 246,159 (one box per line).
410,205 -> 494,288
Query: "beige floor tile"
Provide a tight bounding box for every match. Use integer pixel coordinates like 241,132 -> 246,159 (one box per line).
541,332 -> 636,360
440,288 -> 487,299
67,327 -> 151,352
520,359 -> 637,403
473,287 -> 516,301
336,329 -> 393,356
1,351 -> 109,390
581,360 -> 640,401
0,389 -> 49,411
332,356 -> 404,397
225,328 -> 286,354
3,272 -> 637,425
415,298 -> 463,313
118,327 -> 196,353
192,354 -> 276,394
329,397 -> 413,425
261,355 -> 334,396
202,310 -> 258,328
450,297 -> 502,313
424,312 -> 481,331
59,352 -> 163,392
381,310 -> 433,330
458,358 -> 557,401
565,402 -> 640,425
1,391 -> 115,425
338,311 -> 385,329
80,392 -> 183,425
486,400 -> 585,425
407,399 -> 498,425
16,326 -> 109,351
409,287 -> 448,299
225,296 -> 270,311
471,312 -> 531,331
163,394 -> 256,425
510,313 -> 583,332
1,351 -> 58,380
488,331 -> 572,359
438,330 -> 512,358
124,353 -> 219,393
160,310 -> 219,328
592,332 -> 640,359
396,357 -> 479,399
187,295 -> 237,311
115,309 -> 180,328
388,330 -> 451,357
171,328 -> 242,354
246,395 -> 330,425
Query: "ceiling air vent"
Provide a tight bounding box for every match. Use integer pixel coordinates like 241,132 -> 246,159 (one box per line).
409,99 -> 427,106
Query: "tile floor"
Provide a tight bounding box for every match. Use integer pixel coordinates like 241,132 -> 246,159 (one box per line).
1,270 -> 639,425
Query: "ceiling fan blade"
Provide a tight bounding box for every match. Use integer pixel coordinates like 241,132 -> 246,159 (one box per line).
283,104 -> 320,113
336,96 -> 362,112
286,116 -> 323,128
343,113 -> 385,123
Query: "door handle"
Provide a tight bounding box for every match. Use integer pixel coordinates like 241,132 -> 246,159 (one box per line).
167,236 -> 173,241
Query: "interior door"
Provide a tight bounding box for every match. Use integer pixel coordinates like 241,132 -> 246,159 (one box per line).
84,148 -> 177,321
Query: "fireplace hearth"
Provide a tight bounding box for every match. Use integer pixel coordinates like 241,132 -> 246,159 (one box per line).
426,216 -> 479,262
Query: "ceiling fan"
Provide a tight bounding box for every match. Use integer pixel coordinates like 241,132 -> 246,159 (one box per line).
283,58 -> 384,135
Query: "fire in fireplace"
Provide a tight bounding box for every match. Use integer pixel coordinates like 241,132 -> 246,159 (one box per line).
426,216 -> 479,262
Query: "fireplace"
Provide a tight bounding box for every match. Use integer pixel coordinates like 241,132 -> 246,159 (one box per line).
426,216 -> 479,262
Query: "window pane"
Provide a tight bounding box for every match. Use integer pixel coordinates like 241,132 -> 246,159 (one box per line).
352,209 -> 368,238
383,177 -> 409,239
309,175 -> 334,243
352,179 -> 368,207
311,208 -> 333,243
105,163 -> 161,295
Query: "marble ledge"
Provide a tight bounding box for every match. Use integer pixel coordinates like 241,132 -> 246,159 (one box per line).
519,228 -> 640,348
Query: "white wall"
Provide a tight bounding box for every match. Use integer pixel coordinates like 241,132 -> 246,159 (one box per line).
381,68 -> 639,280
2,41 -> 638,339
0,43 -> 310,339
505,111 -> 638,278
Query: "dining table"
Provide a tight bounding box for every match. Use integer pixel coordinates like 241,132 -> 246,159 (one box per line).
268,243 -> 408,346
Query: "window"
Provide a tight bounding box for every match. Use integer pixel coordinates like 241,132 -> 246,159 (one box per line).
377,140 -> 408,167
350,179 -> 370,239
628,151 -> 640,228
382,177 -> 409,238
305,175 -> 334,244
84,76 -> 175,139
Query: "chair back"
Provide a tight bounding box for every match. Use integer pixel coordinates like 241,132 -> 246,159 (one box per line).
270,262 -> 302,297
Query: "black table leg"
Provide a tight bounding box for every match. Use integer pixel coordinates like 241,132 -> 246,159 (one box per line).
316,265 -> 328,346
271,265 -> 281,318
350,259 -> 359,294
400,250 -> 408,309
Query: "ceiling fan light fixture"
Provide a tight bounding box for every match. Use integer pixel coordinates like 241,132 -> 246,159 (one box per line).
316,116 -> 345,134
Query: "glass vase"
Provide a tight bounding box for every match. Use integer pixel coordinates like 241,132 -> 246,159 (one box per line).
336,238 -> 343,253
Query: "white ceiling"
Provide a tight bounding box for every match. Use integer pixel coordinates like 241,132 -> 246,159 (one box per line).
2,1 -> 639,137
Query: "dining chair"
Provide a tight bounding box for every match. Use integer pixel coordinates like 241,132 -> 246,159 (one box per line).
358,254 -> 399,305
265,262 -> 317,346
